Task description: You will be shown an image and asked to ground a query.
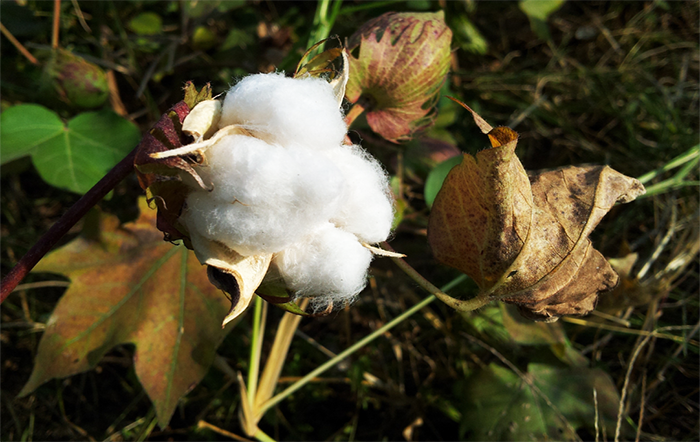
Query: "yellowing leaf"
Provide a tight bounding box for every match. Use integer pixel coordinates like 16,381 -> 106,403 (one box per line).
19,198 -> 234,429
428,101 -> 646,321
345,12 -> 452,142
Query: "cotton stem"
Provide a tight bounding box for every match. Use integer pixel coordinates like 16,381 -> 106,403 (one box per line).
247,297 -> 267,405
256,272 -> 469,417
257,294 -> 437,417
381,242 -> 491,312
0,148 -> 138,304
345,102 -> 366,128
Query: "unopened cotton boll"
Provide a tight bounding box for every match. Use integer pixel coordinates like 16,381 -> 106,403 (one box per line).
274,223 -> 372,311
180,134 -> 346,256
325,145 -> 395,244
218,73 -> 347,150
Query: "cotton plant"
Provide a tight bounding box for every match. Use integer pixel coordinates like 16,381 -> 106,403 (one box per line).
137,51 -> 401,325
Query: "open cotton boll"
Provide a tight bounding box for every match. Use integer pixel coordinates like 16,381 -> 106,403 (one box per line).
274,223 -> 372,311
198,134 -> 345,211
181,134 -> 346,256
325,145 -> 395,244
218,73 -> 347,150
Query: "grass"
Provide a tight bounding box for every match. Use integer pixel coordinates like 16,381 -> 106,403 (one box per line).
1,1 -> 698,440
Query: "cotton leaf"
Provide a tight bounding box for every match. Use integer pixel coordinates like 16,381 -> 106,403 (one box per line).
19,198 -> 235,429
460,363 -> 621,440
428,101 -> 646,321
345,11 -> 452,142
0,105 -> 139,194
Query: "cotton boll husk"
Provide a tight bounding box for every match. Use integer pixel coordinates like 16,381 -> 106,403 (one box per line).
181,134 -> 346,256
325,144 -> 395,244
219,73 -> 347,150
274,222 -> 372,311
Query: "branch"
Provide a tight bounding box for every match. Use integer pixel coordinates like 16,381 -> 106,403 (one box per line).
0,148 -> 138,303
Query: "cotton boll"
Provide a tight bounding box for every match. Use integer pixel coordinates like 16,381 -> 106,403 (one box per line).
325,145 -> 395,244
274,223 -> 372,310
218,73 -> 347,150
181,134 -> 346,256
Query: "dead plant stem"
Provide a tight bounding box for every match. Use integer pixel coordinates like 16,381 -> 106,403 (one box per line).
0,23 -> 39,64
52,0 -> 61,49
616,333 -> 654,442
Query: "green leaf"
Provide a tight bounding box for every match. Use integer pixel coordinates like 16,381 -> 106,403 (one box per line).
1,105 -> 140,194
500,303 -> 566,345
424,154 -> 462,208
20,198 -> 235,429
128,12 -> 163,35
460,362 -> 621,440
519,0 -> 565,40
181,0 -> 245,18
0,104 -> 63,164
501,304 -> 589,367
221,28 -> 254,51
453,14 -> 489,54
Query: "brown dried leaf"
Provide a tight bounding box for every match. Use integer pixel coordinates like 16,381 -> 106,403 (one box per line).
428,101 -> 646,321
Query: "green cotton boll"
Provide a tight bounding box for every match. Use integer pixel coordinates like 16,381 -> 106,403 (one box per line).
48,49 -> 109,109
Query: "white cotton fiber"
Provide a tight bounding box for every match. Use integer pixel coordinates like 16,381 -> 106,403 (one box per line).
218,73 -> 347,150
325,145 -> 394,244
180,134 -> 346,256
274,222 -> 373,310
178,72 -> 397,310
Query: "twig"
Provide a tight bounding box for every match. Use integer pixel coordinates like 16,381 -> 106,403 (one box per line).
0,148 -> 138,303
615,333 -> 653,442
594,389 -> 600,442
197,421 -> 252,441
52,0 -> 61,49
70,0 -> 91,33
0,23 -> 39,64
635,371 -> 646,442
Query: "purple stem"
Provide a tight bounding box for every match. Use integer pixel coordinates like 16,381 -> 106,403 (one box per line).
0,148 -> 137,303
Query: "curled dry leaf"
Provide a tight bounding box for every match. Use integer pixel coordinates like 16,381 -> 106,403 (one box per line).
427,100 -> 646,321
345,11 -> 452,142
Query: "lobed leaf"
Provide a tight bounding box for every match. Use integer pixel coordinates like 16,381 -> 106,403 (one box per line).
19,198 -> 235,429
460,362 -> 621,440
0,104 -> 140,194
